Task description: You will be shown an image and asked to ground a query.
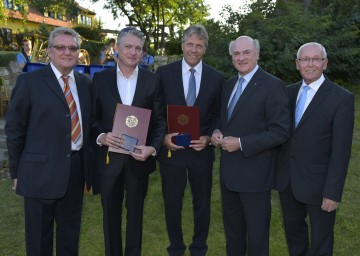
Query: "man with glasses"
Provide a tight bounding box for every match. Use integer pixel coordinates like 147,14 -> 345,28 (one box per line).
156,24 -> 224,256
5,27 -> 93,255
92,27 -> 166,256
275,42 -> 354,255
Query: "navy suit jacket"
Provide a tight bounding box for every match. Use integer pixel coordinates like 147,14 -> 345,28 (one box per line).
219,67 -> 289,192
275,78 -> 354,204
155,60 -> 224,164
5,64 -> 94,199
92,66 -> 166,178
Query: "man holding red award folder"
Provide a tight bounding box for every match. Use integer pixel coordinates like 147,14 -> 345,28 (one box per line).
156,24 -> 224,256
92,27 -> 166,256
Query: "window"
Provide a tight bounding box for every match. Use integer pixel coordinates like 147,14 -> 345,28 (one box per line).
57,13 -> 64,21
87,17 -> 92,26
0,28 -> 12,46
4,0 -> 14,9
80,15 -> 86,25
48,10 -> 55,18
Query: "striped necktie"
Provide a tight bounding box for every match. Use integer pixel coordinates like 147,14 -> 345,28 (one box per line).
62,76 -> 81,143
227,77 -> 245,120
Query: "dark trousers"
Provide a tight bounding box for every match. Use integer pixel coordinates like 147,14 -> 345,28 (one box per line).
221,183 -> 271,256
160,160 -> 213,256
100,157 -> 149,256
279,184 -> 336,256
24,150 -> 84,256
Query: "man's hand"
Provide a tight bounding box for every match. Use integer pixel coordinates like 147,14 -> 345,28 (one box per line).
12,179 -> 17,191
130,145 -> 156,161
99,132 -> 123,148
321,198 -> 339,212
163,133 -> 185,151
220,136 -> 241,152
190,136 -> 211,151
211,130 -> 223,147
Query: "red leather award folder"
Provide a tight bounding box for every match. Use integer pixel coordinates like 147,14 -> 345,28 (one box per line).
109,104 -> 151,154
167,105 -> 200,146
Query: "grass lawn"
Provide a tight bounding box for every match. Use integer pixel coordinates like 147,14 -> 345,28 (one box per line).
1,87 -> 359,255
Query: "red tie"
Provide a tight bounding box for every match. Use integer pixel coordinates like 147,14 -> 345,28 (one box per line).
62,76 -> 81,143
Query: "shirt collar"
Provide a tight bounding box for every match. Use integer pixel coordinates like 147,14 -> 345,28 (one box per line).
182,58 -> 203,74
238,65 -> 259,82
50,62 -> 75,81
302,74 -> 325,92
116,64 -> 139,78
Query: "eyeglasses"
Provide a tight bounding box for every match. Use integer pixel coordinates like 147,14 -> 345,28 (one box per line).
297,58 -> 326,64
52,45 -> 79,53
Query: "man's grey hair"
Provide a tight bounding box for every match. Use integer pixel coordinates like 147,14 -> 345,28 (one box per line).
117,27 -> 145,46
182,24 -> 209,48
228,36 -> 260,55
297,42 -> 327,59
48,27 -> 81,48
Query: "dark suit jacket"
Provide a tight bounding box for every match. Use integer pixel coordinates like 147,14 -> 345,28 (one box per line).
155,60 -> 224,164
92,67 -> 166,178
219,67 -> 289,192
275,78 -> 354,204
5,64 -> 93,199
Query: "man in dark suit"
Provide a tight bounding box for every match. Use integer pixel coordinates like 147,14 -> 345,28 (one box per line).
156,24 -> 224,256
211,36 -> 289,256
275,42 -> 354,256
5,27 -> 93,256
92,27 -> 166,256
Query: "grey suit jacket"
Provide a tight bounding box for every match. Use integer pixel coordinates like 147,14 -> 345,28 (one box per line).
5,64 -> 93,199
275,78 -> 354,204
219,67 -> 289,192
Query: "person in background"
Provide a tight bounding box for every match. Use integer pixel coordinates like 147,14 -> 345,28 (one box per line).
100,38 -> 119,66
211,35 -> 289,256
156,24 -> 224,256
275,42 -> 354,256
6,27 -> 93,256
139,46 -> 154,70
92,27 -> 166,256
17,38 -> 32,70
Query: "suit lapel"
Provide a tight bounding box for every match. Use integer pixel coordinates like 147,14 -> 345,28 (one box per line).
107,68 -> 122,103
296,79 -> 332,128
41,65 -> 68,106
197,64 -> 212,106
132,69 -> 146,106
227,68 -> 263,123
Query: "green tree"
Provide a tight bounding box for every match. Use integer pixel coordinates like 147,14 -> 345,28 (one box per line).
91,0 -> 210,52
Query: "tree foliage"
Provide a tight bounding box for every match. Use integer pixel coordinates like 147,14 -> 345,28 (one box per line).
203,0 -> 360,85
92,0 -> 210,52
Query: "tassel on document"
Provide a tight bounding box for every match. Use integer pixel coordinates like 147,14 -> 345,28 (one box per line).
168,149 -> 171,158
106,151 -> 110,164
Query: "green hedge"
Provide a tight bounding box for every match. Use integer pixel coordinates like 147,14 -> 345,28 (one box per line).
0,51 -> 18,67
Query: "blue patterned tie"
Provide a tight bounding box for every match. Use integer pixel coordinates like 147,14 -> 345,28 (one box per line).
295,85 -> 311,127
186,68 -> 196,106
227,77 -> 245,120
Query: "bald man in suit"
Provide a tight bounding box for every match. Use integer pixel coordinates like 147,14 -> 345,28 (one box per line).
275,42 -> 354,256
211,36 -> 289,256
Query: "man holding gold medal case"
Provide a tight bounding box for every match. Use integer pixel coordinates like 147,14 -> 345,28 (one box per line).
92,27 -> 166,256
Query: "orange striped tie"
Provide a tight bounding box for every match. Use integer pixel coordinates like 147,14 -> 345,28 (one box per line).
62,76 -> 81,143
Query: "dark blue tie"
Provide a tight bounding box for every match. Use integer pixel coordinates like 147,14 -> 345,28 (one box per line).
295,85 -> 311,127
227,77 -> 245,120
186,68 -> 196,106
